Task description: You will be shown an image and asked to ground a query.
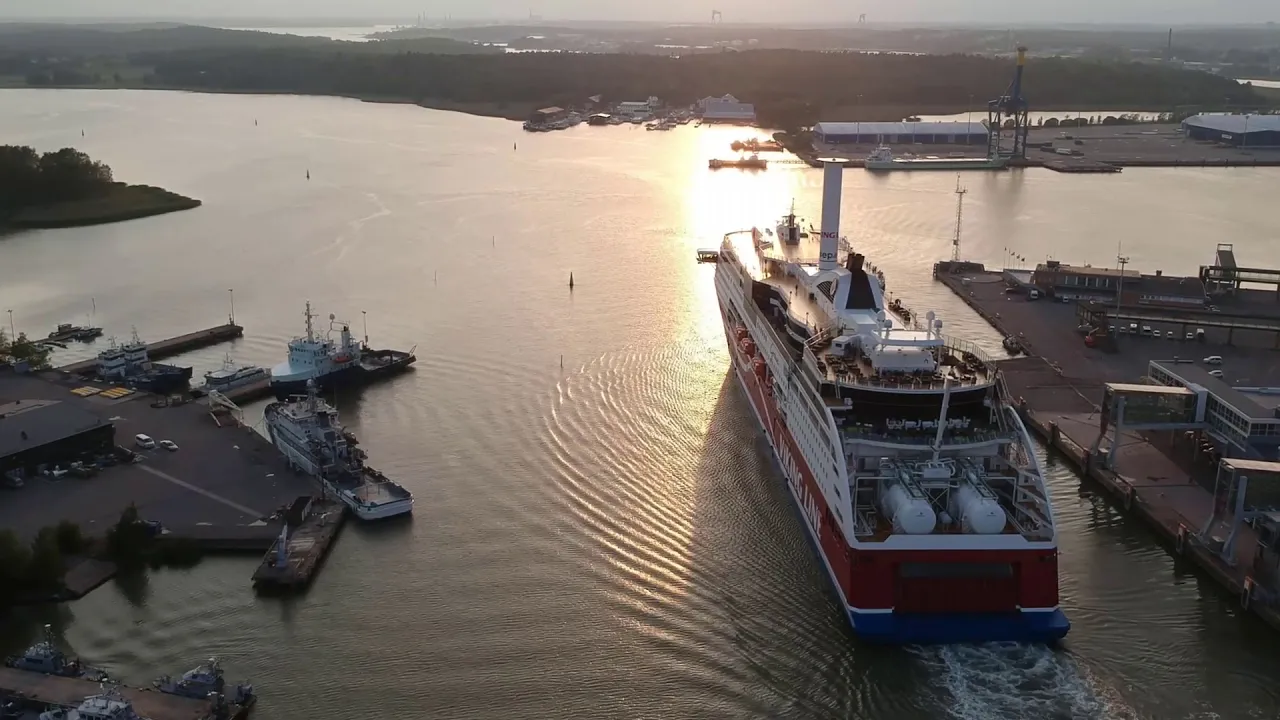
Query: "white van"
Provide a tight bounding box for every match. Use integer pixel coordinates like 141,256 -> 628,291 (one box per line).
135,433 -> 156,449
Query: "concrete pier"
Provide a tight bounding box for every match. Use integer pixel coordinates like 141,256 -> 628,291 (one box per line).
57,323 -> 244,374
252,498 -> 346,592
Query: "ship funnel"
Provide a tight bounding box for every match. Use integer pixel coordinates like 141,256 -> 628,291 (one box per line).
818,160 -> 843,271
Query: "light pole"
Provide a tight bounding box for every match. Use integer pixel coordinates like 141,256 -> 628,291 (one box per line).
967,95 -> 973,146
6,309 -> 13,340
1116,255 -> 1129,322
362,310 -> 369,346
228,288 -> 235,325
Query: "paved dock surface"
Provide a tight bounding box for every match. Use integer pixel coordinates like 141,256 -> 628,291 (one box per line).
936,267 -> 1280,631
0,372 -> 313,542
808,124 -> 1280,169
57,323 -> 243,374
0,667 -> 240,720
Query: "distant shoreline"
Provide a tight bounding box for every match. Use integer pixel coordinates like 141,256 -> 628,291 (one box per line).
0,83 -> 1221,127
4,182 -> 201,229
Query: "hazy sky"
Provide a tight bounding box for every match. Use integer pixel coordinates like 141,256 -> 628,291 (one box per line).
1,0 -> 1273,25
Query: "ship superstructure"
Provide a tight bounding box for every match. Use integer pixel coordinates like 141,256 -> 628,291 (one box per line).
264,381 -> 413,520
94,330 -> 192,394
712,161 -> 1067,643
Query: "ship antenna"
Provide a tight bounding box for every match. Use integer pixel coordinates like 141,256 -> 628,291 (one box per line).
304,301 -> 314,342
952,175 -> 966,263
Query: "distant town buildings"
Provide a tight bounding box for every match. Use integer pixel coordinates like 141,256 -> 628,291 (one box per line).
614,96 -> 661,119
697,94 -> 756,123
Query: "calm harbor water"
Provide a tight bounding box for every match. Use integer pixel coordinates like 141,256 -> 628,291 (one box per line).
2,89 -> 1280,720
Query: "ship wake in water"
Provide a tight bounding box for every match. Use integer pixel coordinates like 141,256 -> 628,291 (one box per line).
913,643 -> 1139,720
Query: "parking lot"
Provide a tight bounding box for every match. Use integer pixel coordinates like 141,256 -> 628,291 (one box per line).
0,372 -> 313,540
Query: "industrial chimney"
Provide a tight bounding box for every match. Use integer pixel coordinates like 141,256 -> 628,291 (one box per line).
819,160 -> 843,271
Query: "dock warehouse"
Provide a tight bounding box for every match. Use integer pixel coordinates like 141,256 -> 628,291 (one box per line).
0,398 -> 114,475
813,121 -> 989,146
1181,114 -> 1280,147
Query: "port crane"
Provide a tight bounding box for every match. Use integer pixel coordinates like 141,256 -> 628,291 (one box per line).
987,46 -> 1031,159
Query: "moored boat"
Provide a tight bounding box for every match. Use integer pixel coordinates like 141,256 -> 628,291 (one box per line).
5,625 -> 109,681
95,331 -> 192,393
39,686 -> 141,720
264,380 -> 414,520
155,657 -> 255,705
269,303 -> 415,400
199,354 -> 268,394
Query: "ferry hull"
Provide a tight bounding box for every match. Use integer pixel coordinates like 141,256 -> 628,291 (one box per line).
719,302 -> 1067,644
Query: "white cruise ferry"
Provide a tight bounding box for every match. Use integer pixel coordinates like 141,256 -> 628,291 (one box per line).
712,161 -> 1068,644
264,382 -> 414,520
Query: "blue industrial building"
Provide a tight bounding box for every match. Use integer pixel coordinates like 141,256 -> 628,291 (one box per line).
1181,114 -> 1280,147
813,121 -> 990,146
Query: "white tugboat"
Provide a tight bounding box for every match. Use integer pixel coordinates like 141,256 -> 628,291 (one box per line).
269,302 -> 415,400
264,380 -> 414,520
155,657 -> 254,705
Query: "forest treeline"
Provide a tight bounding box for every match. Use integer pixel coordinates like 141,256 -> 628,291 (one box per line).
0,146 -> 114,213
135,47 -> 1263,127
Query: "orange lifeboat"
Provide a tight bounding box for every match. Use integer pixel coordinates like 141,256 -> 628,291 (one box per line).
734,327 -> 749,341
753,357 -> 768,380
334,354 -> 351,363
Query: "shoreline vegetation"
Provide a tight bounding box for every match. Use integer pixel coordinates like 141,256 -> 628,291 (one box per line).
0,24 -> 1267,131
0,145 -> 199,230
8,183 -> 201,229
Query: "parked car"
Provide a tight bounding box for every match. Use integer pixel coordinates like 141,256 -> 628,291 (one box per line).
1208,369 -> 1225,378
135,434 -> 156,449
1204,356 -> 1223,365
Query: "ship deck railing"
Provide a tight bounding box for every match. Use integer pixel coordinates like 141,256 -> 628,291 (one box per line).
840,425 -> 1009,448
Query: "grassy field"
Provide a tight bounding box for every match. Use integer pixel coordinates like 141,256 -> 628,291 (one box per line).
7,183 -> 200,229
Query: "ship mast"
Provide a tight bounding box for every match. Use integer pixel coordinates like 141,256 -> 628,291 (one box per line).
304,301 -> 315,343
951,175 -> 967,263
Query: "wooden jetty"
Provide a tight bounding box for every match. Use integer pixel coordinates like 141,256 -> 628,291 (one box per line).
57,323 -> 244,374
0,667 -> 250,720
252,497 -> 346,591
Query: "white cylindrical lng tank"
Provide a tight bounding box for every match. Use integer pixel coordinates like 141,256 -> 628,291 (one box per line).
882,483 -> 937,535
953,483 -> 1008,535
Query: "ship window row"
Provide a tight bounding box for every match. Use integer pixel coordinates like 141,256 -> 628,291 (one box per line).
787,391 -> 841,512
